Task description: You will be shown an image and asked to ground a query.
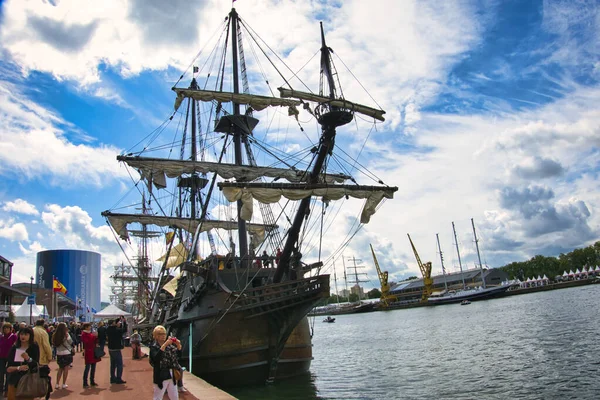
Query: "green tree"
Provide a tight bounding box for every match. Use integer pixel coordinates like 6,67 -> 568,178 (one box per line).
367,288 -> 381,299
348,293 -> 359,302
499,242 -> 600,280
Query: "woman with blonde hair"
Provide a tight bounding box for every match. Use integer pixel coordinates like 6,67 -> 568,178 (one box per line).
52,322 -> 74,390
149,325 -> 181,400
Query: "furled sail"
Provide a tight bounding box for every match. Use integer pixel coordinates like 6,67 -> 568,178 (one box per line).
219,183 -> 397,223
173,88 -> 302,113
156,243 -> 189,269
278,88 -> 386,122
102,212 -> 276,245
161,272 -> 182,295
117,156 -> 350,190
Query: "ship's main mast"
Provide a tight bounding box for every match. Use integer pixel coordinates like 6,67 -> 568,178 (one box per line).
229,8 -> 250,263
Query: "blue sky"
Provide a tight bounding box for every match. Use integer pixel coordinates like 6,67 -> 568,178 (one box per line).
0,0 -> 598,299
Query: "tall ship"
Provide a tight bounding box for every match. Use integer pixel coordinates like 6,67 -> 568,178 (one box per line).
102,7 -> 396,387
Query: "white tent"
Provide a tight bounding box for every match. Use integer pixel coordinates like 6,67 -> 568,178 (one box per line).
14,298 -> 45,319
94,304 -> 132,318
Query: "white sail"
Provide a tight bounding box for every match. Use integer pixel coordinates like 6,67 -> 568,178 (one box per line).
103,213 -> 275,246
278,88 -> 386,122
119,156 -> 350,189
173,88 -> 301,113
221,186 -> 394,223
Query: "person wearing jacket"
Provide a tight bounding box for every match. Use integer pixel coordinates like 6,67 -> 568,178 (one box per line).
80,323 -> 101,388
33,319 -> 53,367
6,327 -> 40,400
0,322 -> 17,396
149,325 -> 181,400
106,316 -> 127,384
96,321 -> 107,349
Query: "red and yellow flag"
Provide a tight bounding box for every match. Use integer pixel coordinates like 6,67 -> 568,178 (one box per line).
53,278 -> 67,295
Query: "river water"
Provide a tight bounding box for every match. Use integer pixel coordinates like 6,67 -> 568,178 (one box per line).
229,284 -> 600,399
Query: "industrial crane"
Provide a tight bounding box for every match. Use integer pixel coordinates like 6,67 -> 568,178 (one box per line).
407,234 -> 433,301
369,244 -> 396,308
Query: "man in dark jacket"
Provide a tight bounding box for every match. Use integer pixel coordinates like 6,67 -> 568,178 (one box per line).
97,321 -> 107,349
106,316 -> 127,384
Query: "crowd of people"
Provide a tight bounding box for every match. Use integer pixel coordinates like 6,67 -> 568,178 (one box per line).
0,317 -> 187,399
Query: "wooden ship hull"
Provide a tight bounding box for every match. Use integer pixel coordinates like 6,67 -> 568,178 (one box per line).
159,259 -> 329,387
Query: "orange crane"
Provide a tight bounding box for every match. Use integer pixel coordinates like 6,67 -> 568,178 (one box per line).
407,234 -> 433,301
369,244 -> 395,308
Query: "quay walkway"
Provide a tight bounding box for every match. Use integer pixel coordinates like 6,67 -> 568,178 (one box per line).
48,347 -> 236,400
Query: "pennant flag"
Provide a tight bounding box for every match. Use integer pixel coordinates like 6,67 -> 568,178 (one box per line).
91,307 -> 98,314
165,231 -> 175,246
86,304 -> 91,313
53,278 -> 67,294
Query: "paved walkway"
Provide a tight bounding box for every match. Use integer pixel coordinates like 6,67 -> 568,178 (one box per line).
47,347 -> 235,400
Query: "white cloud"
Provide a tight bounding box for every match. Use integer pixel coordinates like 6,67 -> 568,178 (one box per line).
0,0 -> 483,131
3,199 -> 39,215
18,241 -> 45,255
0,80 -> 129,186
0,220 -> 29,241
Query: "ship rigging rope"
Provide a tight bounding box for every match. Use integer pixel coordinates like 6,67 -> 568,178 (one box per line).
125,114 -> 174,156
238,18 -> 309,93
172,19 -> 228,88
332,52 -> 383,112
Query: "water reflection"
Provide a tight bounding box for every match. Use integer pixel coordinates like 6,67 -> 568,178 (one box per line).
229,372 -> 321,400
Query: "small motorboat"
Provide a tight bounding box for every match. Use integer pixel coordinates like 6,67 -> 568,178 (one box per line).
323,316 -> 336,323
460,300 -> 471,305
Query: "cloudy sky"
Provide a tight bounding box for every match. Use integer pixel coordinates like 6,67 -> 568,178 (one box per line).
0,0 -> 598,300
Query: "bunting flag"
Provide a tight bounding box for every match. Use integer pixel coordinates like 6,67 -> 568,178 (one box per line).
165,231 -> 175,246
91,307 -> 98,314
53,278 -> 67,294
193,66 -> 199,73
86,304 -> 91,313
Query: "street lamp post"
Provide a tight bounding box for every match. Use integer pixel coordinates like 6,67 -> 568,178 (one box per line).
29,276 -> 34,326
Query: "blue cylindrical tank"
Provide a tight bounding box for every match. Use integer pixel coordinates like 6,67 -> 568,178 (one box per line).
36,250 -> 101,321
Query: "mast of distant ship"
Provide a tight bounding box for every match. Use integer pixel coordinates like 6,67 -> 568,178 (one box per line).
273,22 -> 353,283
471,218 -> 486,289
452,221 -> 466,290
436,233 -> 448,291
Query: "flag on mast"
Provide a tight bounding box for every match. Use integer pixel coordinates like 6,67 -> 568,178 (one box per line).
53,278 -> 67,295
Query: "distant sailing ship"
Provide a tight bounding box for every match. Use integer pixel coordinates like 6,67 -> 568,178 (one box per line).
102,7 -> 397,387
427,219 -> 513,305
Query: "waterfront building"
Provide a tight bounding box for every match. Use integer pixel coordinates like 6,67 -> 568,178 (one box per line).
0,255 -> 30,320
389,268 -> 509,302
350,284 -> 365,298
35,249 -> 101,322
